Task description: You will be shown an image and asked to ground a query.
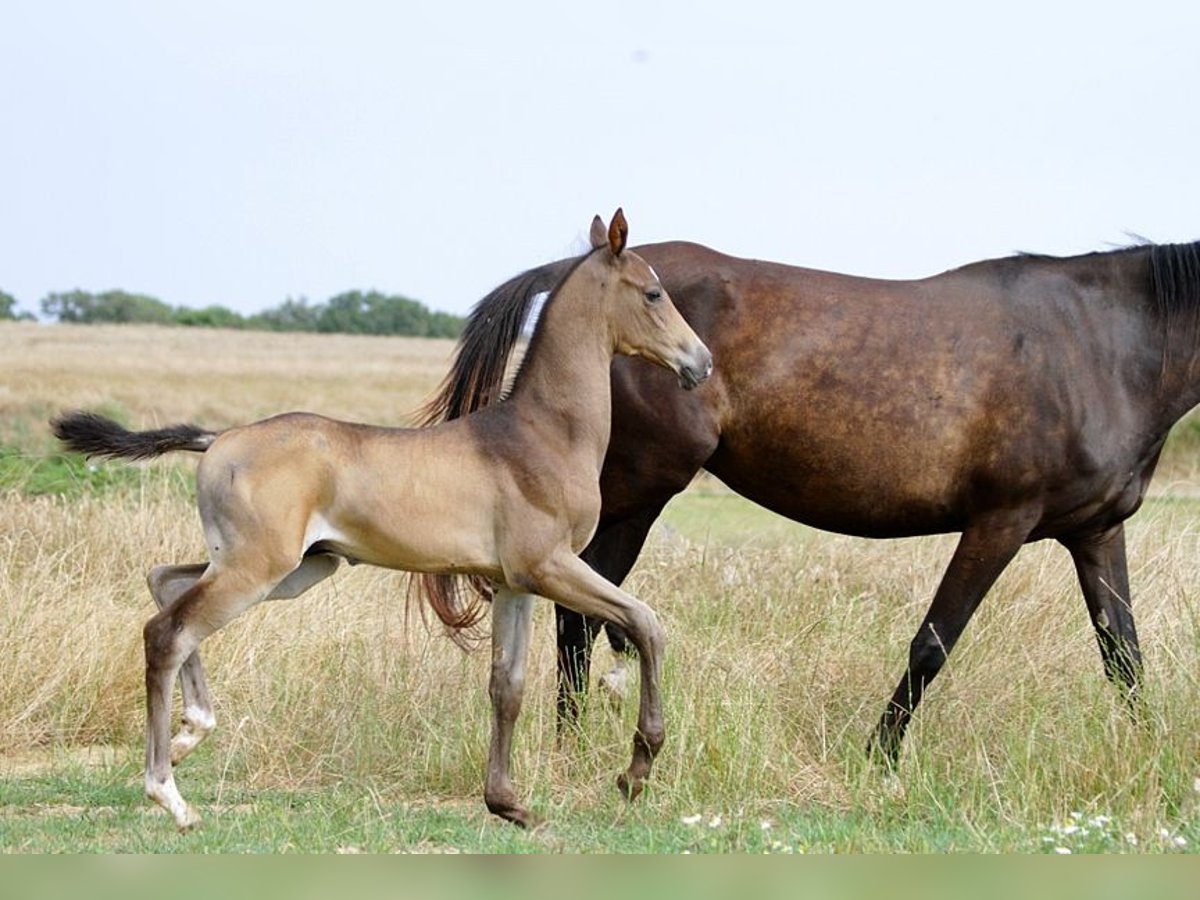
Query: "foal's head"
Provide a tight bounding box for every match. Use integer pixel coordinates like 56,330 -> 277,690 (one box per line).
590,209 -> 713,390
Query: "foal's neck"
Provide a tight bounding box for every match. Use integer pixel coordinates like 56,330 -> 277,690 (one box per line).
505,265 -> 616,466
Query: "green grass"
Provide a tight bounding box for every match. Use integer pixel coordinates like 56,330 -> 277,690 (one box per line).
3,754 -> 1195,853
5,444 -> 1200,852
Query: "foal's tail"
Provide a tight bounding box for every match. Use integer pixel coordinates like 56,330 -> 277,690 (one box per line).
51,411 -> 217,460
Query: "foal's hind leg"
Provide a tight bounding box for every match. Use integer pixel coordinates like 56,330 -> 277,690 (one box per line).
147,554 -> 342,767
144,555 -> 339,830
149,564 -> 215,765
1061,525 -> 1143,698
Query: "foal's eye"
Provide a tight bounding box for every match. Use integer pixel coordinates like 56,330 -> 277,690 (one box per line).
645,289 -> 662,303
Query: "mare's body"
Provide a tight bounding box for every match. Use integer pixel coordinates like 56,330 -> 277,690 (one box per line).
436,239 -> 1200,758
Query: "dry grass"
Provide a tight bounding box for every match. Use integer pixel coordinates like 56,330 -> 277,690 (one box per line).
3,320 -> 1200,850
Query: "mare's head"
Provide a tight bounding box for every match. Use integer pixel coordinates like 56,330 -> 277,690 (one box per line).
587,209 -> 712,390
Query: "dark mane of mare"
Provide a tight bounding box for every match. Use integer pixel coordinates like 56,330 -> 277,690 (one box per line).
422,234 -> 1200,762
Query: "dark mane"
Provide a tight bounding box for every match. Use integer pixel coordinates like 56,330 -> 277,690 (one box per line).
410,249 -> 588,644
977,240 -> 1200,329
416,253 -> 585,427
1148,241 -> 1200,325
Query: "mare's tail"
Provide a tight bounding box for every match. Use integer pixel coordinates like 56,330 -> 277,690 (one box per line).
51,411 -> 217,460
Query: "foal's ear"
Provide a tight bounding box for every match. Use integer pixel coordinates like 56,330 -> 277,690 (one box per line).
607,208 -> 628,256
589,215 -> 607,250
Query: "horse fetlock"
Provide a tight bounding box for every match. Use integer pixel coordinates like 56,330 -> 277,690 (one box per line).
616,769 -> 646,802
146,773 -> 201,831
170,705 -> 216,765
484,787 -> 536,829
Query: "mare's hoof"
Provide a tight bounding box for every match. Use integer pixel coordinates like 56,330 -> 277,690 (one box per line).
616,772 -> 644,802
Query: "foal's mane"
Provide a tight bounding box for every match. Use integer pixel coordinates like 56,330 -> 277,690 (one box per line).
416,253 -> 588,427
411,250 -> 588,644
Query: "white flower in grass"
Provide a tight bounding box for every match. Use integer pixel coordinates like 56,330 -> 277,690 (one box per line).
681,814 -> 702,826
1174,836 -> 1188,849
1125,833 -> 1138,847
1054,847 -> 1072,855
708,814 -> 723,829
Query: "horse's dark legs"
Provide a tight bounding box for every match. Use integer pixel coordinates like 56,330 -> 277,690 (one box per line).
557,506 -> 665,727
1061,524 -> 1142,697
870,512 -> 1036,763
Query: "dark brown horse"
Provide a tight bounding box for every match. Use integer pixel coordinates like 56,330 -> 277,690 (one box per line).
424,237 -> 1200,762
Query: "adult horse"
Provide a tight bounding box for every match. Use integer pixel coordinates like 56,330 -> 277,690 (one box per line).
422,236 -> 1200,761
52,211 -> 712,830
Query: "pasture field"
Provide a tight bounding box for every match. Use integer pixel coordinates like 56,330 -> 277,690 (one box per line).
2,321 -> 1200,853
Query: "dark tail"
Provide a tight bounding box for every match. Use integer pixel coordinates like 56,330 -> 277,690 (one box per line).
51,411 -> 217,460
410,255 -> 581,643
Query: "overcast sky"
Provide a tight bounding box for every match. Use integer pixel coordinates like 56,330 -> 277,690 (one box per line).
2,1 -> 1197,317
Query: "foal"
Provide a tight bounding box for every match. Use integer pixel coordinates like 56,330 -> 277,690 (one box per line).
53,210 -> 712,830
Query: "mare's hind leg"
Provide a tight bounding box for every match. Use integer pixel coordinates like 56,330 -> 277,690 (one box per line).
144,554 -> 339,830
484,588 -> 536,828
870,510 -> 1037,764
1061,524 -> 1142,698
148,564 -> 215,765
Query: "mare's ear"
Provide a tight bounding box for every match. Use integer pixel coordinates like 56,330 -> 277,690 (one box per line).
589,215 -> 607,249
608,208 -> 628,256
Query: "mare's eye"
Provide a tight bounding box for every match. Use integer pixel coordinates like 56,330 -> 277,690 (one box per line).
645,289 -> 662,303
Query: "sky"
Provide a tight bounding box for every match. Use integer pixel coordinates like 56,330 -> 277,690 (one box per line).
2,1 -> 1198,318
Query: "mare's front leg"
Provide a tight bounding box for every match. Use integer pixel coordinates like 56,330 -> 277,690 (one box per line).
148,564 -> 214,765
484,588 -> 536,827
870,510 -> 1036,763
534,552 -> 666,802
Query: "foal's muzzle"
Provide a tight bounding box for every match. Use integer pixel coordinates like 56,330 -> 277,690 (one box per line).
678,345 -> 713,391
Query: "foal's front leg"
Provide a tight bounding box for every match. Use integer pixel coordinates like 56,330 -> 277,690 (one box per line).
484,588 -> 536,827
533,553 -> 666,803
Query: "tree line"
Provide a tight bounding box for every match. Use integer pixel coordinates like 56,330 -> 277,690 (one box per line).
0,288 -> 463,338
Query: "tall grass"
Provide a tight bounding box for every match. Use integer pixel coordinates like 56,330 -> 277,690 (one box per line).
2,321 -> 1199,851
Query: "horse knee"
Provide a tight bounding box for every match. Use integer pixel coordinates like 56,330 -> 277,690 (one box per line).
143,611 -> 197,674
908,626 -> 949,676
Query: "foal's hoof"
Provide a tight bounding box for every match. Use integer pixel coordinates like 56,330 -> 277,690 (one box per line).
175,804 -> 202,833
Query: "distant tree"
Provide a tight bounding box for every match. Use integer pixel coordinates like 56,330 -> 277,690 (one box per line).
41,290 -> 94,322
35,286 -> 462,337
172,305 -> 245,329
0,290 -> 18,319
314,290 -> 462,337
41,289 -> 173,324
246,296 -> 320,332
